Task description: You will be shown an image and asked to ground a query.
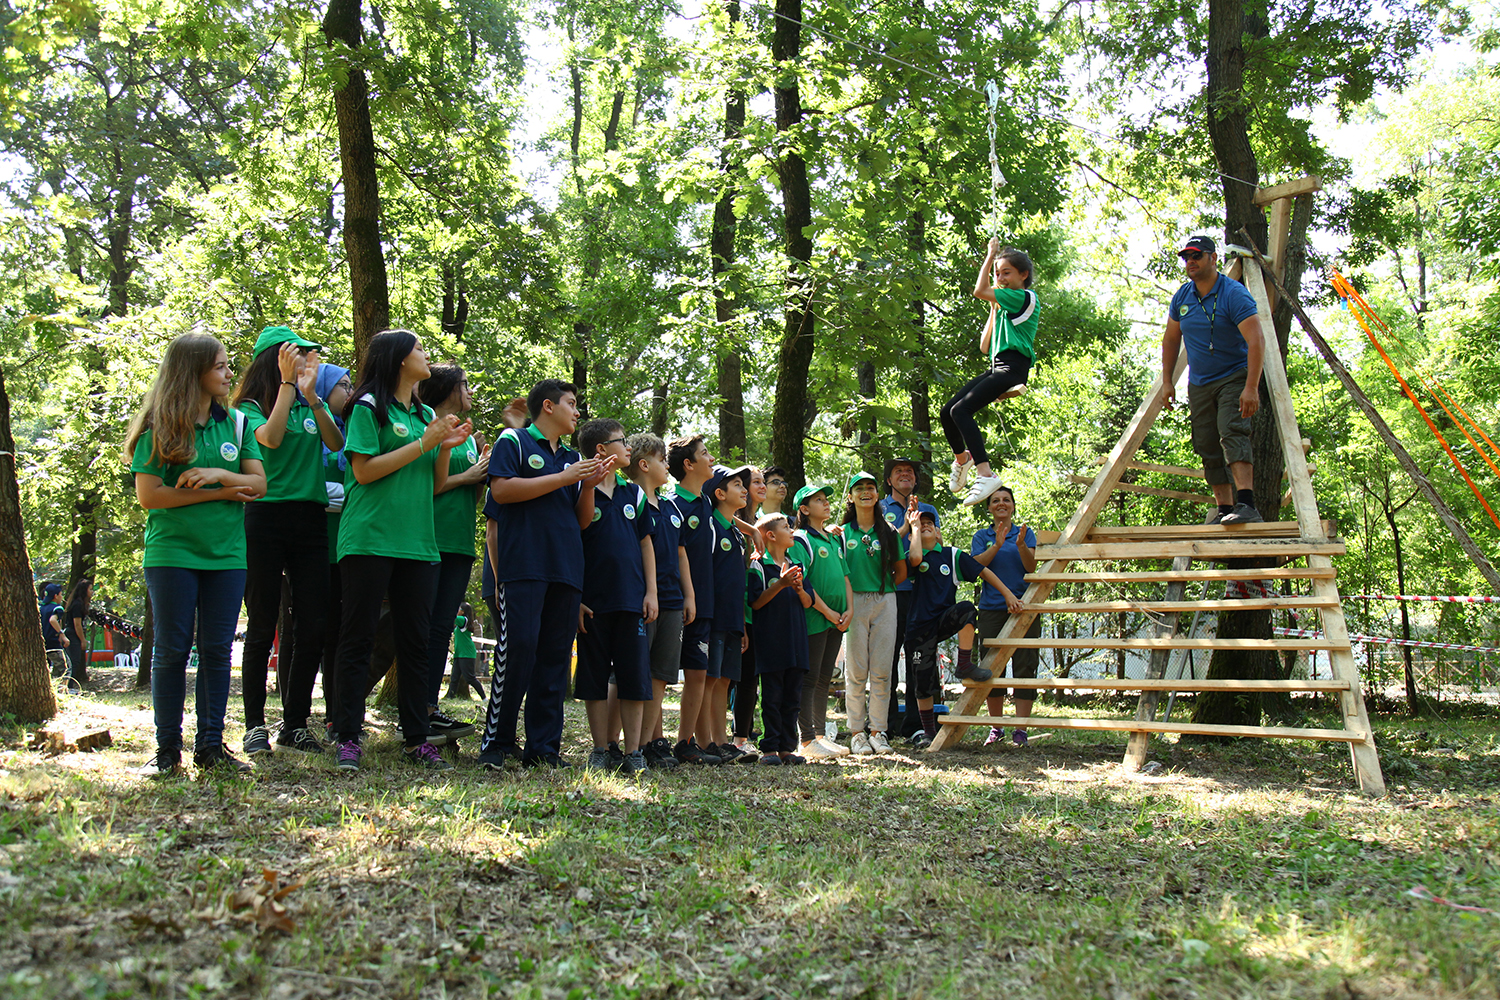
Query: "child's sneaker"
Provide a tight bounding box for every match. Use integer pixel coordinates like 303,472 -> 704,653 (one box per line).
476,748 -> 509,771
134,747 -> 184,779
948,455 -> 972,494
643,738 -> 679,770
276,727 -> 326,755
1011,729 -> 1029,747
622,750 -> 648,775
800,738 -> 837,759
336,740 -> 362,772
242,725 -> 273,757
984,726 -> 1006,747
962,475 -> 1004,507
868,731 -> 892,754
607,742 -> 627,770
909,730 -> 932,750
194,744 -> 252,774
816,736 -> 850,757
954,659 -> 993,683
426,712 -> 476,744
759,753 -> 783,766
404,742 -> 455,771
673,740 -> 723,766
584,748 -> 613,771
850,732 -> 873,755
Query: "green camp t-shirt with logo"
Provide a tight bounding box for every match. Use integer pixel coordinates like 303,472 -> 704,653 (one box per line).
129,405 -> 264,570
841,521 -> 906,595
337,395 -> 440,562
789,527 -> 850,635
239,398 -> 329,504
433,436 -> 481,557
453,616 -> 477,658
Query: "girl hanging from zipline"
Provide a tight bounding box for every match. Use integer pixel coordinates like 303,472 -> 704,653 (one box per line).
944,236 -> 1039,506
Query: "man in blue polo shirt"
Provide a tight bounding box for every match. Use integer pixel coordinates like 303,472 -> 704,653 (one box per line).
880,457 -> 938,739
1161,234 -> 1265,524
476,379 -> 614,771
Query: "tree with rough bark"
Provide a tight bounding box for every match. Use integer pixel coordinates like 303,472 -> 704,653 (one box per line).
0,363 -> 57,722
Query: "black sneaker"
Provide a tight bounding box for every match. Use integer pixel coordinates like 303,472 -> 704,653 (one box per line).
403,742 -> 455,772
954,660 -> 993,683
674,739 -> 724,766
716,742 -> 747,764
607,742 -> 627,770
1220,502 -> 1264,524
194,744 -> 252,774
426,711 -> 476,745
642,738 -> 679,770
521,753 -> 571,770
622,750 -> 648,775
476,748 -> 509,772
242,725 -> 273,757
584,748 -> 613,771
134,747 -> 184,779
275,727 -> 326,755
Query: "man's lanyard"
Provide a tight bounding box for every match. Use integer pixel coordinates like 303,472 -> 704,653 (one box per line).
1195,277 -> 1220,353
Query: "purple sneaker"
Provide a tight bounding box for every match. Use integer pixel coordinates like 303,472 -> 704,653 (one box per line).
403,741 -> 454,772
1011,729 -> 1028,747
336,740 -> 362,771
983,726 -> 1005,747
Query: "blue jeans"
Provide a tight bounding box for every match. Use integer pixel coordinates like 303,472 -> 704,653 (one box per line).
145,566 -> 246,752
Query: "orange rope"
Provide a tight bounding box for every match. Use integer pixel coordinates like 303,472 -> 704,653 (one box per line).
1330,270 -> 1500,531
1429,379 -> 1500,468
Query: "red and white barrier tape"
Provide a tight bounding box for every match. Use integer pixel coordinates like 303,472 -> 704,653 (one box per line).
1347,594 -> 1500,604
1274,627 -> 1500,654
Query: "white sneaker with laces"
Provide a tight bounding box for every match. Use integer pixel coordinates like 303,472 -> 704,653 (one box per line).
868,731 -> 892,753
963,475 -> 1004,506
801,738 -> 837,759
948,456 -> 972,494
816,736 -> 850,757
850,732 -> 873,755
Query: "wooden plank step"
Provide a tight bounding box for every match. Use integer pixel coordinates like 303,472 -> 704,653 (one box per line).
958,678 -> 1350,692
1084,520 -> 1335,541
1026,597 -> 1338,613
1027,567 -> 1338,583
1067,475 -> 1215,504
984,637 -> 1345,650
1035,539 -> 1347,560
934,714 -> 1365,743
1090,457 -> 1315,480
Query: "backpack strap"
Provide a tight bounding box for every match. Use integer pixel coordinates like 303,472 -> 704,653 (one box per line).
233,409 -> 246,460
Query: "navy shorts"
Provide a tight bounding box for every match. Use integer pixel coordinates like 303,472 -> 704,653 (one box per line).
707,630 -> 743,682
908,601 -> 977,700
575,610 -> 651,701
681,615 -> 711,672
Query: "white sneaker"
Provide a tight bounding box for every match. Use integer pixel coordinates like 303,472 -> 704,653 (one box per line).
817,736 -> 850,757
948,456 -> 972,494
868,731 -> 892,753
963,475 -> 1004,506
850,732 -> 873,755
801,739 -> 837,759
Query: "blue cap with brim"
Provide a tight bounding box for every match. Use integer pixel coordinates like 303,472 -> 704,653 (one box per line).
707,464 -> 752,500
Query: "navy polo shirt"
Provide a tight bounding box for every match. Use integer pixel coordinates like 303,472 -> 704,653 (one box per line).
971,525 -> 1035,611
674,484 -> 715,621
647,493 -> 685,611
710,509 -> 747,635
749,557 -> 813,674
1167,273 -> 1260,385
581,473 -> 652,615
485,423 -> 584,588
880,494 -> 939,594
908,545 -> 984,631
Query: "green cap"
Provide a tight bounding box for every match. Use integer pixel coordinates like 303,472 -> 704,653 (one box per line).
846,470 -> 878,492
793,483 -> 833,509
253,325 -> 322,356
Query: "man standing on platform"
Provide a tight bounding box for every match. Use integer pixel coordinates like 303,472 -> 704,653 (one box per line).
1160,235 -> 1265,525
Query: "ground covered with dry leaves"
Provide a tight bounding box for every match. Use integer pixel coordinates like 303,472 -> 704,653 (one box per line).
1,670 -> 1497,1000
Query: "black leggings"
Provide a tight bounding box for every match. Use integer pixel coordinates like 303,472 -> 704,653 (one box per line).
242,501 -> 329,731
333,554 -> 438,746
939,350 -> 1031,467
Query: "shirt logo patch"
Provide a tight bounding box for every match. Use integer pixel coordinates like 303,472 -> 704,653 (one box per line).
818,547 -> 829,558
884,511 -> 897,523
219,442 -> 239,462
623,504 -> 636,519
939,563 -> 951,576
591,508 -> 602,523
670,514 -> 682,528
1179,303 -> 1190,317
846,539 -> 858,550
871,541 -> 881,551
720,537 -> 732,551
918,562 -> 929,573
392,423 -> 410,437
688,515 -> 699,529
303,417 -> 318,434
528,454 -> 545,469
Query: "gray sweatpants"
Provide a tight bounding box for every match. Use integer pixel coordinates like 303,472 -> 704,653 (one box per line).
845,592 -> 896,734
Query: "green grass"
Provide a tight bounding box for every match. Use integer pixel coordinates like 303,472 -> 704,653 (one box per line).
0,676 -> 1496,999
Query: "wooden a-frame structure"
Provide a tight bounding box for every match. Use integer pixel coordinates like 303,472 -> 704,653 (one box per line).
930,177 -> 1387,796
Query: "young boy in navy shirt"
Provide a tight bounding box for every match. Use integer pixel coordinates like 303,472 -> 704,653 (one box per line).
624,432 -> 683,770
903,507 -> 1017,748
575,418 -> 657,774
705,465 -> 758,763
749,513 -> 813,764
477,379 -> 613,770
668,435 -> 722,765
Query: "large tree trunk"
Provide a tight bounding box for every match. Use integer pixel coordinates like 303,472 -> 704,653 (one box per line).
713,0 -> 748,463
323,0 -> 391,365
908,210 -> 932,471
441,262 -> 469,340
0,365 -> 58,722
768,0 -> 814,488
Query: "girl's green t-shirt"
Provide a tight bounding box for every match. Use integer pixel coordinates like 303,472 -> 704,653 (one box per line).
790,527 -> 850,635
840,521 -> 905,594
239,398 -> 329,504
452,616 -> 477,658
130,407 -> 264,570
433,436 -> 481,557
337,396 -> 440,562
986,287 -> 1040,365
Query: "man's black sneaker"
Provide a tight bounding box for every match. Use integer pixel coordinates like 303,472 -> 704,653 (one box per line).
275,727 -> 326,755
909,730 -> 932,750
403,742 -> 455,772
134,748 -> 184,779
643,738 -> 679,770
716,742 -> 750,764
674,739 -> 724,766
193,744 -> 252,774
426,712 -> 476,745
242,725 -> 273,757
521,753 -> 571,770
954,660 -> 993,683
476,748 -> 509,772
607,742 -> 627,770
1220,502 -> 1264,525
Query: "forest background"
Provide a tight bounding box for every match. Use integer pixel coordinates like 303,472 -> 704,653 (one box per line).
3,0 -> 1499,714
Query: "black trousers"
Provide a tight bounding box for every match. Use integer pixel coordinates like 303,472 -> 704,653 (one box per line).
888,590 -> 921,737
242,502 -> 329,730
423,552 -> 475,707
938,350 -> 1032,467
731,626 -> 758,738
758,668 -> 804,755
333,554 -> 438,747
322,558 -> 343,719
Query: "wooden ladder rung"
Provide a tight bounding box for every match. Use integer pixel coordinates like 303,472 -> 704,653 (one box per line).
1084,520 -> 1335,541
984,637 -> 1346,650
958,678 -> 1350,692
1036,540 -> 1347,560
934,714 -> 1367,743
1067,475 -> 1215,505
1029,597 -> 1338,613
1027,567 -> 1338,583
1089,457 -> 1316,481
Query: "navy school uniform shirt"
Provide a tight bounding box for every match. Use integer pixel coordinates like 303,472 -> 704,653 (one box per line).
748,557 -> 813,674
674,484 -> 715,621
880,495 -> 938,594
1168,272 -> 1260,385
647,493 -> 685,611
908,545 -> 985,631
710,508 -> 747,635
485,423 -> 584,589
581,473 -> 652,616
971,524 -> 1036,611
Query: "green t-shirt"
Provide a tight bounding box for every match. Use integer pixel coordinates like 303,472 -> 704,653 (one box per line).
986,287 -> 1040,364
790,527 -> 849,635
841,521 -> 906,594
239,398 -> 329,504
337,395 -> 440,562
129,406 -> 264,570
453,615 -> 476,658
433,436 -> 481,557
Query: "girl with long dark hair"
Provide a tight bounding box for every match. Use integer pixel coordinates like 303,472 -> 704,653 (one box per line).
789,485 -> 852,758
231,326 -> 346,757
838,471 -> 906,754
330,329 -> 472,773
63,578 -> 93,686
125,334 -> 266,776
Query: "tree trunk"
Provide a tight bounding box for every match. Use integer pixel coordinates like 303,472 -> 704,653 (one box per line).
768,0 -> 814,489
323,0 -> 391,365
713,1 -> 748,463
1384,491 -> 1419,714
0,365 -> 58,722
441,262 -> 469,340
857,359 -> 876,450
651,382 -> 670,439
908,210 -> 932,471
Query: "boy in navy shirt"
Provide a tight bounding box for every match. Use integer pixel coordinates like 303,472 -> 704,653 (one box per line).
575,419 -> 656,774
477,380 -> 613,771
668,435 -> 722,765
625,432 -> 683,770
903,508 -> 1017,748
705,465 -> 757,763
749,513 -> 813,764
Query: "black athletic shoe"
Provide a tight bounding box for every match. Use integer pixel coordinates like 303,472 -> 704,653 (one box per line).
1220,502 -> 1264,525
426,712 -> 476,745
134,747 -> 184,779
607,741 -> 627,770
275,727 -> 326,755
642,738 -> 680,770
476,748 -> 509,772
193,744 -> 252,774
674,739 -> 724,766
954,660 -> 993,683
521,753 -> 571,770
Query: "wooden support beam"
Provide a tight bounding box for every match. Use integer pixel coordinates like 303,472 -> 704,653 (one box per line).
937,714 -> 1365,743
1068,475 -> 1217,504
1252,176 -> 1322,206
983,637 -> 1344,651
1092,457 -> 1315,480
1027,567 -> 1337,583
958,678 -> 1350,692
1084,520 -> 1334,541
1028,597 -> 1337,613
1036,540 -> 1346,560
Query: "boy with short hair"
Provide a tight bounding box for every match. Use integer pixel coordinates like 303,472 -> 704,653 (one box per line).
903,507 -> 1016,748
477,379 -> 613,771
749,513 -> 814,764
624,432 -> 683,770
575,418 -> 657,774
667,435 -> 722,765
705,465 -> 758,763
